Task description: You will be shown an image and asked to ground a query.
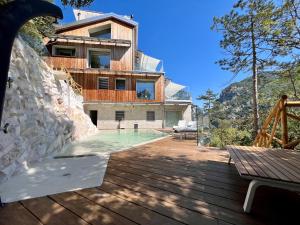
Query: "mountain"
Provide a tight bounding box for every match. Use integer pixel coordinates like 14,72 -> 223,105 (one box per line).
218,72 -> 300,123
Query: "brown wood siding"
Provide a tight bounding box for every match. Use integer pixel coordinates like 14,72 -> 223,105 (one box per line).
47,43 -> 132,71
71,73 -> 164,103
52,20 -> 134,71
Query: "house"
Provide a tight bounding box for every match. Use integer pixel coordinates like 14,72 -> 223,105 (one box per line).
45,9 -> 192,129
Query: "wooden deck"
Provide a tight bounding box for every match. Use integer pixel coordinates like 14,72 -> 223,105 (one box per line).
1,138 -> 299,225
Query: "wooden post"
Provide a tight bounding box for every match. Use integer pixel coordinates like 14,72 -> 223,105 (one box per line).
281,95 -> 288,147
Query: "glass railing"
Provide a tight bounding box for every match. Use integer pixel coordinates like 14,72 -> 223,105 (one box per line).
166,89 -> 192,101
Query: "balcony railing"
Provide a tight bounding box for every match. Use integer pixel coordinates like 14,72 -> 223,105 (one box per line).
166,88 -> 192,102
48,34 -> 131,47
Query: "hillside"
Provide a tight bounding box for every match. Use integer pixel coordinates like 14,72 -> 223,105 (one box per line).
218,72 -> 300,123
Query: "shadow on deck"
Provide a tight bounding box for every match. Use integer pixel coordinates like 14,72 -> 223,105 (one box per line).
0,137 -> 299,225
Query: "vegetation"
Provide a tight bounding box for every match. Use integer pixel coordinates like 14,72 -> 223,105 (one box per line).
197,89 -> 217,130
202,0 -> 300,148
198,72 -> 300,148
0,0 -> 96,53
212,0 -> 284,136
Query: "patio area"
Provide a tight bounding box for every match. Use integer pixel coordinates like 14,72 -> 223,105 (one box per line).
0,137 -> 299,225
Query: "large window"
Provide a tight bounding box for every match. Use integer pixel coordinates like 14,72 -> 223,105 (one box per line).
115,111 -> 125,121
90,28 -> 111,39
89,50 -> 110,69
146,111 -> 155,121
98,77 -> 109,90
136,81 -> 155,100
116,79 -> 126,90
54,46 -> 76,57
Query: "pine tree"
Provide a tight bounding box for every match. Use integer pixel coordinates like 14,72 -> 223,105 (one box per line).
212,0 -> 281,136
197,89 -> 217,130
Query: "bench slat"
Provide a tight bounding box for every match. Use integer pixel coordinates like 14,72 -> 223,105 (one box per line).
258,150 -> 300,181
227,147 -> 248,176
267,150 -> 300,175
232,148 -> 259,176
227,146 -> 300,184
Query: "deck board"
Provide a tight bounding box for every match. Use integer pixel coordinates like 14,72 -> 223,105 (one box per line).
0,138 -> 299,225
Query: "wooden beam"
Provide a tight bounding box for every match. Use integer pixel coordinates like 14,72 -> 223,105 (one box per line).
267,107 -> 281,147
286,101 -> 300,107
283,139 -> 300,149
281,97 -> 288,146
265,133 -> 283,145
286,112 -> 300,121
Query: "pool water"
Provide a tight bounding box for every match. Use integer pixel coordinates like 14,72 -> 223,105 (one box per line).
57,129 -> 167,156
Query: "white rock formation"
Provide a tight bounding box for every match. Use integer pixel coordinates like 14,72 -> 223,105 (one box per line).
0,37 -> 97,183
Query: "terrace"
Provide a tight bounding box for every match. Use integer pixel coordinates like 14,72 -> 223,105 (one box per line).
0,138 -> 298,225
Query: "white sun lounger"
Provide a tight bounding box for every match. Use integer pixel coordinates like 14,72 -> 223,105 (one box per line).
227,145 -> 300,213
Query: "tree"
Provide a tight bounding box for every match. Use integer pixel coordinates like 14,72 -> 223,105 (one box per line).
61,0 -> 94,7
273,0 -> 300,51
197,89 -> 217,130
212,0 -> 281,136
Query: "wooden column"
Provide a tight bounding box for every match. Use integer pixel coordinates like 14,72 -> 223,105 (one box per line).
281,95 -> 288,147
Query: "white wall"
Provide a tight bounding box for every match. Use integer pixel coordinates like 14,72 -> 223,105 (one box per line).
84,104 -> 164,129
84,103 -> 193,129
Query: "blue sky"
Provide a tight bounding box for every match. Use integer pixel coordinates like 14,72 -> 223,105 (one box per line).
54,0 -> 247,105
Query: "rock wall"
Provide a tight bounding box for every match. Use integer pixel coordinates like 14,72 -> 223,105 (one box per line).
0,38 -> 97,183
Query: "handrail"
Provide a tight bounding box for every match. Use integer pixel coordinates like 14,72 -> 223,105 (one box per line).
55,64 -> 83,95
253,95 -> 300,149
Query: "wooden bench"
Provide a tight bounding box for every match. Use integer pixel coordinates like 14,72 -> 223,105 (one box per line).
226,145 -> 300,213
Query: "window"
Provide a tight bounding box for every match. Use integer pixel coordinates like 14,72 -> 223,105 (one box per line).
89,50 -> 110,69
115,111 -> 125,121
98,77 -> 109,90
147,111 -> 155,121
54,47 -> 76,57
116,79 -> 126,90
136,81 -> 155,100
90,28 -> 111,39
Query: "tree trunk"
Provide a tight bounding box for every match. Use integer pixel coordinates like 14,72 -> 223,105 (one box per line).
251,17 -> 259,137
288,70 -> 299,99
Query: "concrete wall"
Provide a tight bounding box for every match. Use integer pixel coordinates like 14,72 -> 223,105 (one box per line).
84,103 -> 193,129
84,104 -> 165,129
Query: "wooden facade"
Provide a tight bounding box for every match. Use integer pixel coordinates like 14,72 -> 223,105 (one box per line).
72,73 -> 164,103
45,17 -> 165,103
50,19 -> 135,71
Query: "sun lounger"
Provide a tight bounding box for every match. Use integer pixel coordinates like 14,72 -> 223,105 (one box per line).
175,121 -> 197,133
227,145 -> 300,213
173,120 -> 187,130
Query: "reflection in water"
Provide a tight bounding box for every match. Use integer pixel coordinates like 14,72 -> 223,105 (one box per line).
58,129 -> 167,156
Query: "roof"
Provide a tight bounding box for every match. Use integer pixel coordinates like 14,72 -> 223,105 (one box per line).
56,12 -> 138,32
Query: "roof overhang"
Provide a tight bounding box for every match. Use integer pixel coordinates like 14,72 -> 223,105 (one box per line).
56,13 -> 138,33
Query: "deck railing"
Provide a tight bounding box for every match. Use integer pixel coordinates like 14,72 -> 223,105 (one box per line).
253,95 -> 300,149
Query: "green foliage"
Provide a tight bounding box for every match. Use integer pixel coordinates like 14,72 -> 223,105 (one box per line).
210,121 -> 252,148
272,0 -> 300,54
212,0 -> 280,74
197,89 -> 217,130
61,0 -> 94,7
212,0 -> 285,135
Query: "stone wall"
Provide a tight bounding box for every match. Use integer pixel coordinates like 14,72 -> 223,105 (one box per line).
0,38 -> 97,183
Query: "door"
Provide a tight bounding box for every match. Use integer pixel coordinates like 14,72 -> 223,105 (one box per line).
90,110 -> 98,126
166,111 -> 182,128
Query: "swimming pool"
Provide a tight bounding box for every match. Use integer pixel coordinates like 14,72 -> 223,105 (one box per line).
57,129 -> 168,157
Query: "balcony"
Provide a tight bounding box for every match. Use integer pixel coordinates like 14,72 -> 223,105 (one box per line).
48,34 -> 131,47
165,80 -> 192,103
